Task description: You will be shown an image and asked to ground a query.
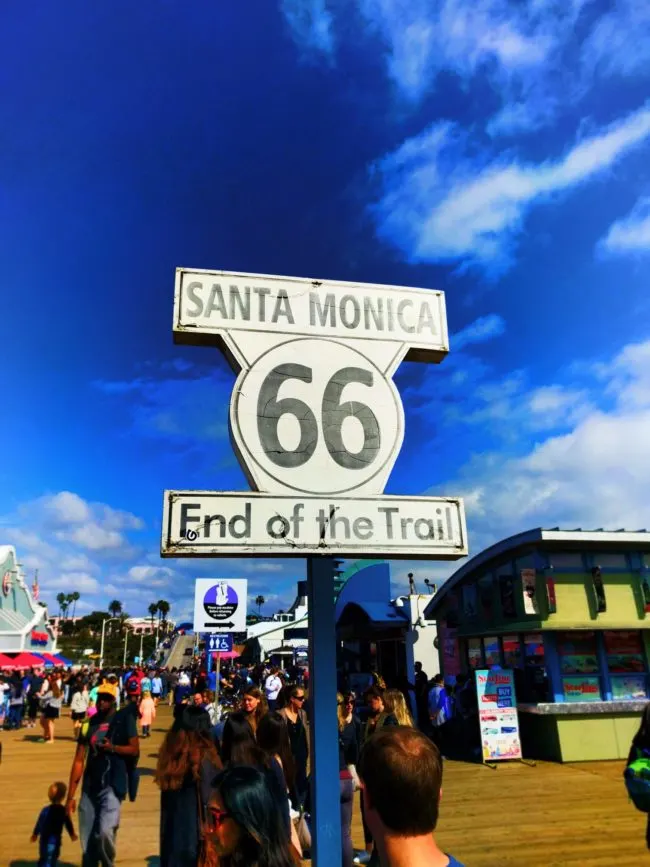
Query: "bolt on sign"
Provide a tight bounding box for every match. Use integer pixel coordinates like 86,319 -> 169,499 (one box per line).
161,269 -> 468,560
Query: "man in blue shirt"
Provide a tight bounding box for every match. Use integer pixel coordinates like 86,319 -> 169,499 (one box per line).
359,726 -> 465,867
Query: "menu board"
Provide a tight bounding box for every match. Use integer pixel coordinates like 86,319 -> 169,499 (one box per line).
439,623 -> 461,677
475,669 -> 522,761
557,631 -> 599,674
562,676 -> 601,702
611,674 -> 647,700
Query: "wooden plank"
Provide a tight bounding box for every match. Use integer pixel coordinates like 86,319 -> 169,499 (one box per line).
0,707 -> 647,865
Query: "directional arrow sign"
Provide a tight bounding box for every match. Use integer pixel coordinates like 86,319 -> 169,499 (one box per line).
193,578 -> 247,634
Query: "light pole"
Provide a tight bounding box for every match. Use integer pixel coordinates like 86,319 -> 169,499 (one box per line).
123,625 -> 133,668
99,617 -> 120,669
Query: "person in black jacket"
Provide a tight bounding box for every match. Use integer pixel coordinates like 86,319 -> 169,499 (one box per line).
31,781 -> 77,866
627,704 -> 650,849
338,692 -> 362,867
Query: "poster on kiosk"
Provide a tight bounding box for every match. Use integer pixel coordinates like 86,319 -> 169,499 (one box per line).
475,669 -> 523,762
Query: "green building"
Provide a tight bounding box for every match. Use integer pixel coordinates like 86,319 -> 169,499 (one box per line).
424,528 -> 650,762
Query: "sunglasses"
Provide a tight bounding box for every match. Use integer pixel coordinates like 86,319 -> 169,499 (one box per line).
208,807 -> 232,827
293,695 -> 305,701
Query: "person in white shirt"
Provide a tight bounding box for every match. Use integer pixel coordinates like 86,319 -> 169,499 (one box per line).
264,668 -> 283,711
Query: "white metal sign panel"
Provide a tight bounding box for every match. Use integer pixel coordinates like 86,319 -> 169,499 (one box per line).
174,269 -> 448,364
193,578 -> 248,633
163,491 -> 467,560
230,337 -> 404,496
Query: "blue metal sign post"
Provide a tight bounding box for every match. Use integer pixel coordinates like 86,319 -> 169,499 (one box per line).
307,556 -> 342,866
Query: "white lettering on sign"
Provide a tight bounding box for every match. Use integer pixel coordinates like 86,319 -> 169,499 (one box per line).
162,492 -> 468,560
174,269 -> 449,362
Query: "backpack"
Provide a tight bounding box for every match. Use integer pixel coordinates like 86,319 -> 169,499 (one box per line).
624,754 -> 650,812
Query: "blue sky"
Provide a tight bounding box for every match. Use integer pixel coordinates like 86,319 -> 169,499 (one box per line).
2,0 -> 650,622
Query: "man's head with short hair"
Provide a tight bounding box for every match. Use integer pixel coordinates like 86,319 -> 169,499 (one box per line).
432,673 -> 444,686
415,661 -> 422,672
358,727 -> 442,837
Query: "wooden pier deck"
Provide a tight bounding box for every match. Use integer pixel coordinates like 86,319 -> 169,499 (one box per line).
0,706 -> 646,866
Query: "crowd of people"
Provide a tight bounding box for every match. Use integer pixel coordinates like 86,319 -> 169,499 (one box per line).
2,654 -> 469,866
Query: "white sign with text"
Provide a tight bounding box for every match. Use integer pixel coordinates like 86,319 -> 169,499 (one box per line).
163,492 -> 466,559
163,267 -> 467,560
193,578 -> 247,633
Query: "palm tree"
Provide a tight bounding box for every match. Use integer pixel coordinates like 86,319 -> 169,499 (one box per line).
255,595 -> 265,615
65,593 -> 75,619
71,591 -> 80,618
148,602 -> 158,630
157,599 -> 170,632
56,592 -> 66,618
60,600 -> 69,619
108,599 -> 123,618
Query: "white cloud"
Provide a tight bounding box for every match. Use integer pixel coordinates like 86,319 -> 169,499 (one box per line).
372,104 -> 650,275
46,572 -> 100,594
60,524 -> 124,551
436,338 -> 650,552
357,0 -> 580,103
44,491 -> 92,524
281,0 -> 335,58
582,0 -> 650,80
452,314 -> 506,350
598,197 -> 650,257
126,565 -> 175,587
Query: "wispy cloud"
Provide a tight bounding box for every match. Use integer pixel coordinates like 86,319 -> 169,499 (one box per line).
358,0 -> 567,103
281,0 -> 335,59
597,197 -> 650,257
427,337 -> 650,553
452,314 -> 506,350
581,0 -> 650,80
372,103 -> 650,276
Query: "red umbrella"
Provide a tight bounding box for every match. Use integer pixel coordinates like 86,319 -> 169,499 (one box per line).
0,652 -> 16,669
5,652 -> 44,668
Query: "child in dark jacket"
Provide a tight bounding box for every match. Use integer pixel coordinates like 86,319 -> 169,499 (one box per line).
31,781 -> 77,867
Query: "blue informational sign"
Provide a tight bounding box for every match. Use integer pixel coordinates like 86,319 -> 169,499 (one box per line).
205,633 -> 233,653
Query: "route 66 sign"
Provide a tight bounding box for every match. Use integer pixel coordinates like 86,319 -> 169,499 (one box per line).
162,269 -> 467,559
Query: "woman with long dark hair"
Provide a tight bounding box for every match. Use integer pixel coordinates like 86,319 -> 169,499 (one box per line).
220,712 -> 293,843
155,704 -> 222,867
240,686 -> 267,735
220,712 -> 268,767
256,712 -> 296,796
257,712 -> 303,858
207,765 -> 299,867
278,685 -> 309,810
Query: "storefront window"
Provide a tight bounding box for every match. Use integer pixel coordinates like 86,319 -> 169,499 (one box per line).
557,631 -> 601,701
467,638 -> 483,669
502,634 -> 522,669
593,553 -> 628,569
557,631 -> 599,674
522,633 -> 549,702
483,636 -> 501,667
548,552 -> 584,569
605,631 -> 647,700
524,633 -> 545,664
